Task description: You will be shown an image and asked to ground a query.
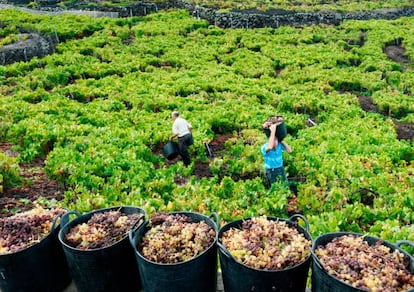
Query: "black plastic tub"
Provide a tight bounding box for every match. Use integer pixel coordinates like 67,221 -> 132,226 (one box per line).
58,206 -> 145,292
311,232 -> 414,292
0,213 -> 71,292
218,214 -> 312,292
129,212 -> 219,292
263,121 -> 287,141
163,141 -> 179,160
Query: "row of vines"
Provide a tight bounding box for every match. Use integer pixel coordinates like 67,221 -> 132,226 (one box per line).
0,7 -> 413,251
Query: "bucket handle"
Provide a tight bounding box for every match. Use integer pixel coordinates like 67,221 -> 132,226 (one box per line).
128,215 -> 147,245
131,213 -> 146,232
217,241 -> 233,260
128,219 -> 149,246
50,213 -> 63,232
287,214 -> 310,233
396,240 -> 414,249
59,210 -> 82,228
209,212 -> 219,230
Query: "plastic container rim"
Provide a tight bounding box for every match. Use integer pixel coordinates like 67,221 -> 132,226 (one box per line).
131,211 -> 218,267
311,231 -> 414,292
218,215 -> 312,273
0,209 -> 67,256
58,206 -> 145,252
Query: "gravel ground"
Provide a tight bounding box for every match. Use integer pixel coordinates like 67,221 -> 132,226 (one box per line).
63,275 -> 225,292
63,273 -> 312,291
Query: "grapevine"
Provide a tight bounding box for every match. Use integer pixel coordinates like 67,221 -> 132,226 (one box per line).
221,216 -> 311,270
0,206 -> 66,255
64,210 -> 143,250
138,213 -> 216,264
314,234 -> 414,291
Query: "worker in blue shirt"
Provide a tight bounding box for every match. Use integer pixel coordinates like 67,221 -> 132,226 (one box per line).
261,121 -> 292,186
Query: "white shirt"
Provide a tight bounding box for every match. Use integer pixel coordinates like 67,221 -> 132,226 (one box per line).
172,117 -> 192,137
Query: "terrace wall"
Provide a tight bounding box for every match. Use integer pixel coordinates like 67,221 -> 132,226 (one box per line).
169,0 -> 414,28
97,1 -> 414,28
0,33 -> 58,65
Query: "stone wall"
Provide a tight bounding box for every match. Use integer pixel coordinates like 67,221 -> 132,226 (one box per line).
3,0 -> 414,27
168,0 -> 414,28
81,1 -> 414,28
95,2 -> 170,18
0,33 -> 58,65
1,0 -> 414,65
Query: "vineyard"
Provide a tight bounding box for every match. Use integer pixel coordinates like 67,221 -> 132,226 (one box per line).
0,0 -> 413,256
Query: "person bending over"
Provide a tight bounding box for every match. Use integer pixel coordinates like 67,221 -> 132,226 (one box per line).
169,111 -> 193,166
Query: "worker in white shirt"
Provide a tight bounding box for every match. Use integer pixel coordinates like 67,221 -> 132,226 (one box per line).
169,111 -> 193,166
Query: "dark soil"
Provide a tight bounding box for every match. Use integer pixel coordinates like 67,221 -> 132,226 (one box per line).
0,142 -> 65,217
354,43 -> 414,141
356,95 -> 414,140
393,120 -> 414,141
166,134 -> 232,185
384,44 -> 411,66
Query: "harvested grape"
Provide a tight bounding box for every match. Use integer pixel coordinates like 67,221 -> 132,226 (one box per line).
139,213 -> 216,263
0,205 -> 66,255
314,234 -> 414,291
64,210 -> 143,250
221,215 -> 311,270
262,116 -> 284,129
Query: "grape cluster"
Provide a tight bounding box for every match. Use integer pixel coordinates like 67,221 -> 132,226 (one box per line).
262,116 -> 283,129
0,206 -> 67,255
138,213 -> 216,264
221,215 -> 311,270
64,210 -> 143,250
315,234 -> 414,291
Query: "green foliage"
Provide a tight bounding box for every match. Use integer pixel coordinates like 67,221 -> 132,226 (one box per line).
0,152 -> 24,192
0,9 -> 413,251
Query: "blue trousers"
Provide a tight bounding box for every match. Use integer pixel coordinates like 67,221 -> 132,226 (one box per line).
265,167 -> 287,185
